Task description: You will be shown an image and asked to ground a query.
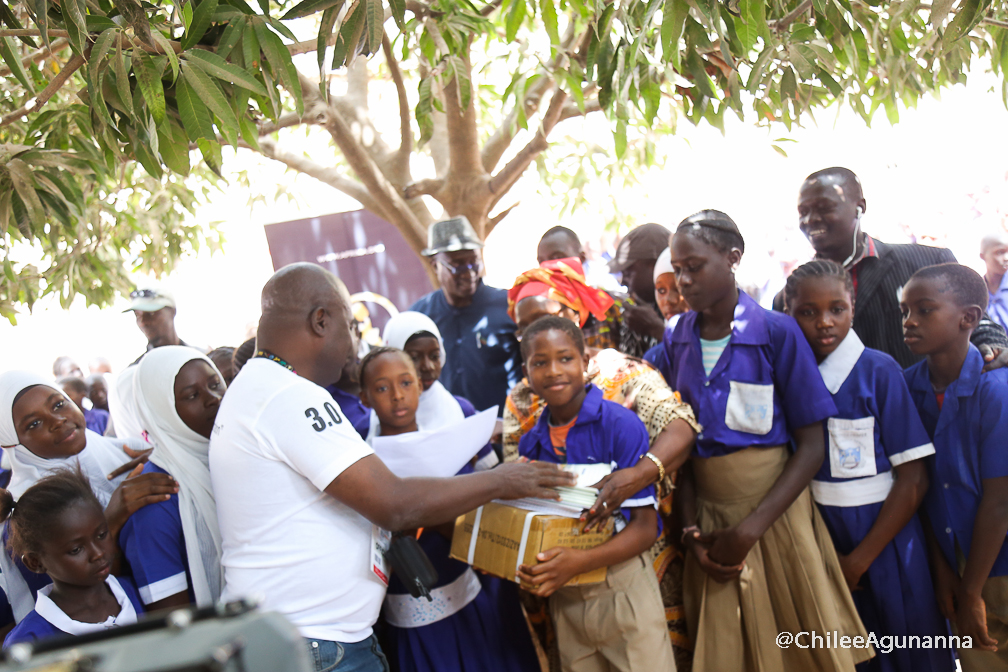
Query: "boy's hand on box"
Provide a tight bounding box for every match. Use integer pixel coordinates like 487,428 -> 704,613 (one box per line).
956,590 -> 998,651
517,547 -> 586,597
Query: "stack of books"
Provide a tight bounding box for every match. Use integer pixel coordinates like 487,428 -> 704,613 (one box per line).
504,463 -> 612,518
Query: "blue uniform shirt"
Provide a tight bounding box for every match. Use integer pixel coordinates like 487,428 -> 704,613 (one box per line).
118,463 -> 194,606
905,345 -> 1008,576
410,281 -> 521,414
661,291 -> 837,458
325,386 -> 370,439
518,385 -> 656,524
809,332 -> 935,506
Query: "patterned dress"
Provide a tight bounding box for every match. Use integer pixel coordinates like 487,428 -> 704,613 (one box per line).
503,349 -> 700,672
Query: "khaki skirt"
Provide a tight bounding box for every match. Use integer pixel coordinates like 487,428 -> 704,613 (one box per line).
683,447 -> 873,672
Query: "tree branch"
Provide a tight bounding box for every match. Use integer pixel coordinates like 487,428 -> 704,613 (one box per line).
481,74 -> 554,172
487,86 -> 568,206
382,32 -> 412,168
287,30 -> 341,56
257,111 -> 305,135
403,177 -> 444,200
769,0 -> 812,31
479,0 -> 504,16
983,16 -> 1008,29
485,202 -> 518,236
0,29 -> 70,38
0,54 -> 85,129
0,38 -> 68,78
256,138 -> 394,222
558,98 -> 602,121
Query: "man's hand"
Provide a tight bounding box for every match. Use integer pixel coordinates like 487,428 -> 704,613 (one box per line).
956,589 -> 998,651
494,461 -> 577,501
623,305 -> 666,341
107,444 -> 153,480
980,344 -> 1008,372
517,547 -> 586,597
104,464 -> 178,536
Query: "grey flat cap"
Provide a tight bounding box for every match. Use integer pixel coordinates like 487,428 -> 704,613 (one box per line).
422,216 -> 484,256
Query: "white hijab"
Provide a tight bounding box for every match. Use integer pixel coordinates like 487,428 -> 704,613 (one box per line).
135,346 -> 224,607
0,370 -> 136,622
381,312 -> 464,433
109,365 -> 144,440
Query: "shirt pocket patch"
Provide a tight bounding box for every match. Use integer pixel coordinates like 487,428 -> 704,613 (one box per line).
828,417 -> 877,479
724,381 -> 774,436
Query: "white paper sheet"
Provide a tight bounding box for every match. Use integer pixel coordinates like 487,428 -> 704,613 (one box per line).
500,463 -> 613,518
370,406 -> 499,478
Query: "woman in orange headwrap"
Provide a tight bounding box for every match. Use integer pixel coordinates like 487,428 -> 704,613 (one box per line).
503,257 -> 698,672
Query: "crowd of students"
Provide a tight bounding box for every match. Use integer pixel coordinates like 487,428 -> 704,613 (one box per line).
1,165 -> 1007,672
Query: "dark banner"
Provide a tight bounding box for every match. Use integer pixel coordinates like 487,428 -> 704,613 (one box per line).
264,209 -> 434,332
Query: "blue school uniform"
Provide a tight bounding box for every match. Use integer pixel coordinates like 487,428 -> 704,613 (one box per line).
518,384 -> 656,523
661,291 -> 837,456
118,463 -> 195,606
325,385 -> 370,439
905,345 -> 1008,577
4,576 -> 144,648
811,332 -> 954,672
382,396 -> 531,672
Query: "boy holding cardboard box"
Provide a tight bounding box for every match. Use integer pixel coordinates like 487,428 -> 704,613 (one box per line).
516,316 -> 675,672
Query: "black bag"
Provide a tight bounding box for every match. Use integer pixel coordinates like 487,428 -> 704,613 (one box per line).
385,533 -> 439,601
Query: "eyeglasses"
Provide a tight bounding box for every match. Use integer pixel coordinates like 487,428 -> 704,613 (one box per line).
130,289 -> 162,299
437,258 -> 483,276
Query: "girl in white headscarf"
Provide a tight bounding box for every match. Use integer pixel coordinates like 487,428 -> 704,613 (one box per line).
119,346 -> 225,610
381,312 -> 498,470
0,371 -> 176,623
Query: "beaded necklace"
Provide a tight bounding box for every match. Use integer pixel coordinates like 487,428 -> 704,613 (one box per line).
254,350 -> 296,374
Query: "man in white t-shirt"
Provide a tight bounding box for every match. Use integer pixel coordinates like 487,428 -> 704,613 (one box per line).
210,263 -> 573,672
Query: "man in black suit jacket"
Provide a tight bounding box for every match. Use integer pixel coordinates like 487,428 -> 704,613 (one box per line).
774,167 -> 1008,369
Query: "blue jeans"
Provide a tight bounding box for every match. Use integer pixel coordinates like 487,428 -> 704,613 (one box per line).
304,634 -> 389,672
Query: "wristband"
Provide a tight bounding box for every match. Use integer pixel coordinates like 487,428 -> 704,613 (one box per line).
642,452 -> 666,484
681,525 -> 701,546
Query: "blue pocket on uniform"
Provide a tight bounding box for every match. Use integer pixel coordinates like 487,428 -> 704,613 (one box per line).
307,639 -> 345,672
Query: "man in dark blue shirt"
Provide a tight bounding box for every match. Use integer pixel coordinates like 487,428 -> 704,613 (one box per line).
409,217 -> 521,414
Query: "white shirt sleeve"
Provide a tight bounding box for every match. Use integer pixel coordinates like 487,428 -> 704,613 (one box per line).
257,380 -> 374,491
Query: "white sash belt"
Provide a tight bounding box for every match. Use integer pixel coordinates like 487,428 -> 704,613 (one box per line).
810,471 -> 894,507
383,567 -> 482,629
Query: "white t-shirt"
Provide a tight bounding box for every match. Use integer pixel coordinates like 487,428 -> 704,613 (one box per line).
209,358 -> 382,642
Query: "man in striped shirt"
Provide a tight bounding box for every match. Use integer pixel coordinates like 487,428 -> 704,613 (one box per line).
777,166 -> 1008,370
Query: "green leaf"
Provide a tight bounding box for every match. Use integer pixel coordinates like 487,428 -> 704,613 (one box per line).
265,17 -> 299,43
182,0 -> 219,50
156,120 -> 191,175
125,125 -> 163,178
85,15 -> 118,32
152,32 -> 180,82
331,3 -> 363,70
182,64 -> 240,144
366,0 -> 383,54
133,51 -> 166,124
945,0 -> 980,42
242,19 -> 261,69
216,16 -> 246,59
388,0 -> 406,30
317,5 -> 340,75
781,65 -> 797,101
506,0 -> 526,43
31,0 -> 49,50
239,115 -> 260,150
182,1 -> 194,31
540,0 -> 559,45
0,37 -> 35,93
113,43 -> 134,120
7,160 -> 45,227
416,76 -> 434,143
253,19 -> 303,115
661,0 -> 689,69
183,50 -> 267,95
64,0 -> 89,52
735,0 -> 761,52
929,0 -> 954,27
175,76 -> 221,172
614,118 -> 627,158
0,3 -> 35,47
282,0 -> 344,19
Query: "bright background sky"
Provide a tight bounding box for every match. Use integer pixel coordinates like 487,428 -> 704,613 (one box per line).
3,63 -> 1007,380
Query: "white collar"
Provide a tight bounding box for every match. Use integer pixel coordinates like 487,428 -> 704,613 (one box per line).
34,576 -> 138,635
817,331 -> 866,394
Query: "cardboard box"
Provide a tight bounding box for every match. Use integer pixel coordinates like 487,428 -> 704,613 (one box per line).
450,501 -> 613,588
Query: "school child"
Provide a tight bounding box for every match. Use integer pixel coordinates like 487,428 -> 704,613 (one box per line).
359,347 -> 539,672
0,371 -> 176,625
901,263 -> 1008,671
119,346 -> 225,611
516,316 -> 674,672
663,210 -> 871,671
785,259 -> 955,672
2,469 -> 145,647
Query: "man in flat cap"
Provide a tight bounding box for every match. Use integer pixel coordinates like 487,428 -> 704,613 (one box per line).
409,217 -> 521,415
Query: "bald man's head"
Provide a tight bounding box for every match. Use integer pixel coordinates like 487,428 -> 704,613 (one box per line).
258,263 -> 355,386
797,166 -> 868,263
980,229 -> 1008,280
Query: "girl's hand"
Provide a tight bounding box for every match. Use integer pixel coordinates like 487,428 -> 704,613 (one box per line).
685,530 -> 744,583
837,552 -> 867,592
932,554 -> 960,622
107,444 -> 153,480
956,590 -> 998,651
705,526 -> 755,567
517,547 -> 586,597
104,464 -> 178,537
